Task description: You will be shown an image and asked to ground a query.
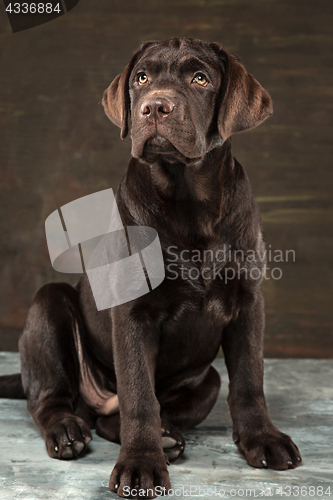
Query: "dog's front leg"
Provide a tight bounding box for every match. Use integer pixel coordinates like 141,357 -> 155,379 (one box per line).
109,305 -> 170,498
222,288 -> 302,470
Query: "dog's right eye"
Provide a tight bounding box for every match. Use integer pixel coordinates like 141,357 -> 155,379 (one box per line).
137,73 -> 148,85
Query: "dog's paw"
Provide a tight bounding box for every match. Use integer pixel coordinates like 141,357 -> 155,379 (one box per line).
109,451 -> 171,498
45,415 -> 92,460
161,418 -> 185,462
234,426 -> 302,470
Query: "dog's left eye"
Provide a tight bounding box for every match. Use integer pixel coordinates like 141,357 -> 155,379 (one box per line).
192,73 -> 208,86
138,73 -> 148,85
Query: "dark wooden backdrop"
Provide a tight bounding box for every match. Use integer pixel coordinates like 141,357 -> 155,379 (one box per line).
0,0 -> 332,356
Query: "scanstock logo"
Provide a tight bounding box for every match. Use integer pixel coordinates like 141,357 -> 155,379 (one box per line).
45,189 -> 165,311
3,0 -> 80,33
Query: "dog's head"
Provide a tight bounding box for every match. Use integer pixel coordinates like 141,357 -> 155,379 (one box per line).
102,38 -> 273,163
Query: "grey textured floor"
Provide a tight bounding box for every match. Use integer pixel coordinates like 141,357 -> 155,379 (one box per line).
0,353 -> 332,500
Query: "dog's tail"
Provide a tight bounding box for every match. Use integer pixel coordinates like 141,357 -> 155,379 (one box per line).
0,373 -> 26,399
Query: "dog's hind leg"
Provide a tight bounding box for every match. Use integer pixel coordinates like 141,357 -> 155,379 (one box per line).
96,412 -> 185,463
159,365 -> 221,461
96,365 -> 220,462
19,282 -> 92,460
95,413 -> 121,444
159,365 -> 221,430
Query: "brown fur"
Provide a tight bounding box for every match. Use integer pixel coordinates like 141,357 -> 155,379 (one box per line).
0,38 -> 301,499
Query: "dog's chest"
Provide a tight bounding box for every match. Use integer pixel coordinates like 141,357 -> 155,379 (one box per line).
155,280 -> 235,369
153,292 -> 226,385
154,244 -> 259,371
163,244 -> 255,299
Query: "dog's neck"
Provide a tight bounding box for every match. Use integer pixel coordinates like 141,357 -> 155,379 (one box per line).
119,138 -> 253,245
146,139 -> 235,203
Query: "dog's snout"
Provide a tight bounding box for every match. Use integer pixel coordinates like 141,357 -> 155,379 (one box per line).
141,97 -> 174,122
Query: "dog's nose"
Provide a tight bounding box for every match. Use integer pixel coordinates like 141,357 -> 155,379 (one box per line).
141,97 -> 174,122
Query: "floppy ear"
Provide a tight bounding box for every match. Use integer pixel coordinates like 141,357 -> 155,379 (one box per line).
102,62 -> 132,140
102,42 -> 158,140
217,50 -> 273,141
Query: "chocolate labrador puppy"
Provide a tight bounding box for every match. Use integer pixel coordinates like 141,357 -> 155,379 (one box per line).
0,38 -> 301,497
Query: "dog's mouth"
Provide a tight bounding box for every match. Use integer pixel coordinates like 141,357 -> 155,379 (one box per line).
133,130 -> 204,164
140,135 -> 197,164
142,135 -> 179,156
